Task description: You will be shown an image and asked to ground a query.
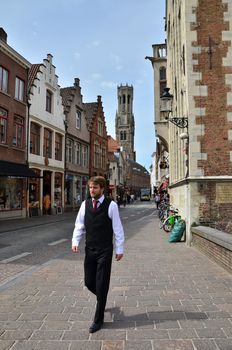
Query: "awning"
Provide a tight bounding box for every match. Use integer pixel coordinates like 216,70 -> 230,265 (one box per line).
0,160 -> 41,178
161,179 -> 169,189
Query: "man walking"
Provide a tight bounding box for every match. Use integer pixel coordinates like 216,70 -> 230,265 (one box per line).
72,176 -> 125,333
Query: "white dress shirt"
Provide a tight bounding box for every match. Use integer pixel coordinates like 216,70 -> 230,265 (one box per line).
72,195 -> 124,254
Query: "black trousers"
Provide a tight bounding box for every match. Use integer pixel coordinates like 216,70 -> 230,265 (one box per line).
84,245 -> 113,323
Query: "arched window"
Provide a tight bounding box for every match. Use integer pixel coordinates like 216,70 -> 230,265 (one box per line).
123,131 -> 127,140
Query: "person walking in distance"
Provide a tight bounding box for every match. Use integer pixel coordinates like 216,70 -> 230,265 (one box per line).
72,176 -> 125,333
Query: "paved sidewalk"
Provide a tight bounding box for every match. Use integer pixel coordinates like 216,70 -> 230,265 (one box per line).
0,213 -> 232,350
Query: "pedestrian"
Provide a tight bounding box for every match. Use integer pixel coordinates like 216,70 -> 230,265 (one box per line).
72,176 -> 125,333
155,193 -> 161,209
43,193 -> 51,215
122,193 -> 127,207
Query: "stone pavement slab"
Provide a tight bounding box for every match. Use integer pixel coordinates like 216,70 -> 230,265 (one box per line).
0,214 -> 232,349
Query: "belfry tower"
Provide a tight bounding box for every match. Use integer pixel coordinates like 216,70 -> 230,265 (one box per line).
115,84 -> 135,161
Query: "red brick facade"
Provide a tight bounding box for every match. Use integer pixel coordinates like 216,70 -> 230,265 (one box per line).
85,96 -> 108,178
0,50 -> 28,163
193,0 -> 232,232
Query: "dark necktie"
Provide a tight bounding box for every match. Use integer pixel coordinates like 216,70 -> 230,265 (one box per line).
93,199 -> 98,212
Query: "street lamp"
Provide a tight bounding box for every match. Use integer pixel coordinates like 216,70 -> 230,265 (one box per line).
161,87 -> 188,129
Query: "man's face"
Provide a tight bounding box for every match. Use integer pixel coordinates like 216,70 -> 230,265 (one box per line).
89,182 -> 104,199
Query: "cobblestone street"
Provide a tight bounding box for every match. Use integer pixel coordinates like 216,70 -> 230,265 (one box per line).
0,212 -> 232,350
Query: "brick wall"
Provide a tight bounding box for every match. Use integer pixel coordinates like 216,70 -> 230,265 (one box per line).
193,0 -> 232,231
192,233 -> 232,273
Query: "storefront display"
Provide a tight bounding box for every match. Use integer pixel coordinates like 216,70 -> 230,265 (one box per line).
0,178 -> 23,211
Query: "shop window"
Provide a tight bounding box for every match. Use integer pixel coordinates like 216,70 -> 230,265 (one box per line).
30,122 -> 40,155
54,172 -> 62,211
43,128 -> 52,158
29,170 -> 40,216
13,116 -> 24,148
0,108 -> 7,144
0,178 -> 22,211
55,133 -> 62,161
0,66 -> 8,93
15,77 -> 25,101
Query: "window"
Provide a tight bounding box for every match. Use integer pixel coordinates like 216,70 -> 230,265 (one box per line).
13,116 -> 24,148
55,133 -> 62,161
101,146 -> 106,169
82,145 -> 88,167
0,108 -> 7,144
0,67 -> 8,93
43,128 -> 52,158
75,142 -> 81,165
15,77 -> 25,101
160,67 -> 166,81
46,90 -> 52,113
120,131 -> 127,141
30,122 -> 40,155
98,119 -> 103,136
76,110 -> 81,129
94,142 -> 100,168
66,139 -> 73,163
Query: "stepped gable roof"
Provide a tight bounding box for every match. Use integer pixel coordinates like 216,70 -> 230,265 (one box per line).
28,64 -> 42,93
60,86 -> 75,110
84,102 -> 98,129
108,135 -> 119,152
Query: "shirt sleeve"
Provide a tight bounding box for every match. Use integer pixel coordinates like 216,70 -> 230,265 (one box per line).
72,201 -> 86,247
108,200 -> 125,254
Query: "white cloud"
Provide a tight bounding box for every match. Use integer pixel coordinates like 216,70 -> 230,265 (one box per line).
87,40 -> 100,47
100,81 -> 117,88
110,53 -> 123,71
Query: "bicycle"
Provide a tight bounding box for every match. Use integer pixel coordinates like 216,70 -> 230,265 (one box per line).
160,206 -> 181,232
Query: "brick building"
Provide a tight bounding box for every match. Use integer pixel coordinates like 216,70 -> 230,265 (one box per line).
84,96 -> 108,178
61,78 -> 90,210
165,0 -> 232,243
0,28 -> 37,219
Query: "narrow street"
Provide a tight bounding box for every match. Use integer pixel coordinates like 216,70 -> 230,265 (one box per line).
0,202 -> 232,350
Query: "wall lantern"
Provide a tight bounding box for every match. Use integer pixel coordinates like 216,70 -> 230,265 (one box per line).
161,87 -> 188,129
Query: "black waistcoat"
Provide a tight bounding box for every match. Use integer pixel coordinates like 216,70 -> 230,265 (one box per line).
84,198 -> 113,250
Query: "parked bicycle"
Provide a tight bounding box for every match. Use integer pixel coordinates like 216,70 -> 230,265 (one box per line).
159,206 -> 181,232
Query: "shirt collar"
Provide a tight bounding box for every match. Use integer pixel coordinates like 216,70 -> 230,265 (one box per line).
92,194 -> 104,204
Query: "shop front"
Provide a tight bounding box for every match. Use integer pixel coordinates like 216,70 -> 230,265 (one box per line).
28,169 -> 41,217
0,160 -> 39,220
65,173 -> 88,211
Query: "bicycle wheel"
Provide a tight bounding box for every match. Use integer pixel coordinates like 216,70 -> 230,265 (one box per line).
163,218 -> 174,232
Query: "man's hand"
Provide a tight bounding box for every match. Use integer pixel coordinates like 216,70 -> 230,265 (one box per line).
115,254 -> 123,261
72,246 -> 79,253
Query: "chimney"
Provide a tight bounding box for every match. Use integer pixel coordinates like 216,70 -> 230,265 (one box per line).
0,28 -> 7,43
74,78 -> 80,87
97,95 -> 102,103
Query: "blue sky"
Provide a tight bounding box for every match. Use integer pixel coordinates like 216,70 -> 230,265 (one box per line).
2,0 -> 165,170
